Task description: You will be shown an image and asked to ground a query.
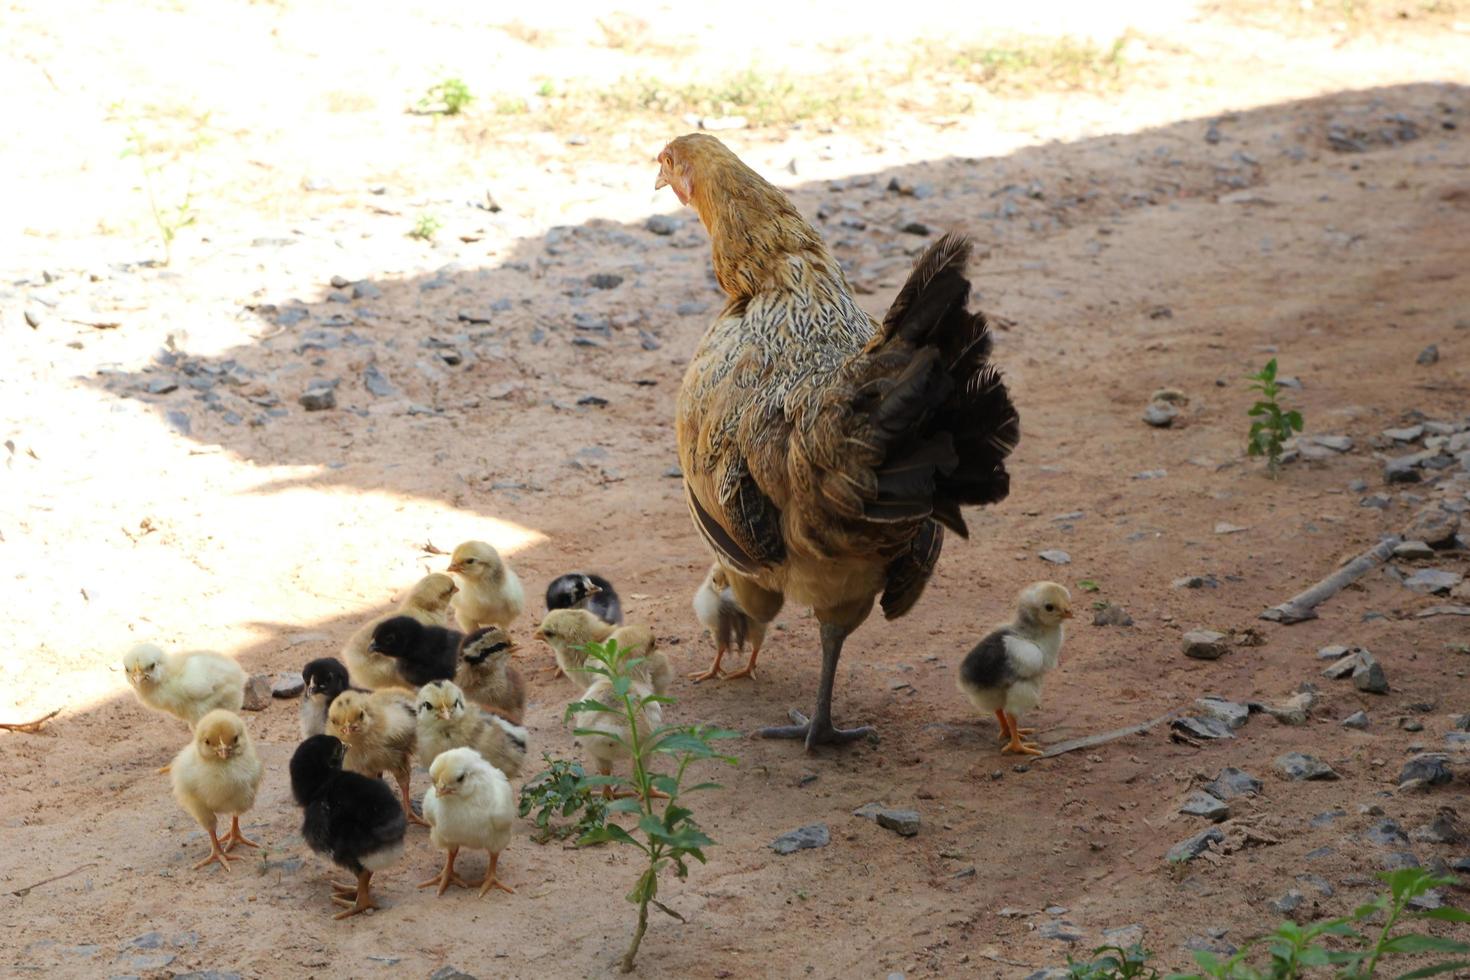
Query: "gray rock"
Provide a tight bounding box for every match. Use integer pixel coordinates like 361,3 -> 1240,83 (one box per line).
146,378 -> 178,395
1353,658 -> 1389,694
1092,603 -> 1133,627
1306,434 -> 1354,453
428,969 -> 480,980
1168,827 -> 1224,862
1362,493 -> 1394,508
1310,809 -> 1347,827
1384,851 -> 1422,870
1394,540 -> 1436,559
771,824 -> 830,854
241,674 -> 271,711
1306,845 -> 1336,861
1418,344 -> 1440,366
1196,697 -> 1249,728
1182,630 -> 1229,660
1385,425 -> 1426,442
1023,971 -> 1070,980
1271,890 -> 1306,914
645,214 -> 681,236
899,221 -> 931,236
852,802 -> 885,821
362,364 -> 395,398
174,973 -> 242,980
299,383 -> 337,411
117,953 -> 176,970
1385,458 -> 1424,483
1276,753 -> 1339,781
165,410 -> 192,436
1256,692 -> 1314,726
271,672 -> 305,699
1185,935 -> 1238,956
1404,507 -> 1461,548
1143,402 -> 1179,427
1180,791 -> 1230,822
1411,809 -> 1462,844
1452,713 -> 1470,732
129,933 -> 164,950
1297,873 -> 1335,897
1317,644 -> 1351,660
1400,754 -> 1452,788
1102,925 -> 1144,947
1342,710 -> 1370,729
1404,569 -> 1462,595
1038,920 -> 1087,942
1173,715 -> 1235,740
352,281 -> 382,300
587,273 -> 624,290
1365,819 -> 1408,845
1323,648 -> 1368,679
1401,717 -> 1425,732
876,809 -> 921,837
1205,767 -> 1263,799
1134,468 -> 1168,480
1173,574 -> 1219,589
1038,549 -> 1071,564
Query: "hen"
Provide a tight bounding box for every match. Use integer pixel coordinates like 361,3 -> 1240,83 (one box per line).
656,134 -> 1019,748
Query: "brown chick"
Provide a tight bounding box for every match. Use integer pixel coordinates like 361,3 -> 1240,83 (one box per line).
534,610 -> 670,694
691,563 -> 768,682
456,627 -> 527,725
446,540 -> 524,632
327,689 -> 426,826
657,135 -> 1019,749
343,573 -> 458,691
170,710 -> 263,872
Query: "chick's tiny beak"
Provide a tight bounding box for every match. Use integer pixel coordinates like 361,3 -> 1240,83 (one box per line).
585,584 -> 603,596
532,628 -> 545,640
1061,607 -> 1074,619
437,708 -> 453,721
446,562 -> 464,574
215,746 -> 232,760
435,783 -> 454,796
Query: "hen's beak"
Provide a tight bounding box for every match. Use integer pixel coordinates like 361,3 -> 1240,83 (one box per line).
654,169 -> 669,191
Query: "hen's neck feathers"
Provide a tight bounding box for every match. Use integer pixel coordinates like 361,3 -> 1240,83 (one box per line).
687,152 -> 842,300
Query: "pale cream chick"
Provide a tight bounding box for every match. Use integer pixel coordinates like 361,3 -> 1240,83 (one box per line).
124,643 -> 246,728
956,582 -> 1072,756
534,610 -> 671,694
419,747 -> 516,898
170,710 -> 264,872
571,675 -> 663,799
446,540 -> 524,632
414,680 -> 527,779
343,573 -> 457,691
327,689 -> 426,825
691,564 -> 768,682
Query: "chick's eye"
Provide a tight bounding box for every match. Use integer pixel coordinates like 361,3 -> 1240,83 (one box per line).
1045,603 -> 1055,612
457,773 -> 465,782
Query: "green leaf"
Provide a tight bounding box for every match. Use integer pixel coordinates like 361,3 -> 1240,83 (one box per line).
1285,411 -> 1303,431
682,780 -> 724,794
606,798 -> 644,814
1396,962 -> 1470,979
565,697 -> 616,717
1077,579 -> 1101,592
1416,907 -> 1470,923
611,674 -> 631,698
1378,934 -> 1470,955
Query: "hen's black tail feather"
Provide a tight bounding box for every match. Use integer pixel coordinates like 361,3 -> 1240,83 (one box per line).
861,232 -> 1019,538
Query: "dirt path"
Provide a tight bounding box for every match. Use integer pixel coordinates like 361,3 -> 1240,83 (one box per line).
3,3 -> 1469,977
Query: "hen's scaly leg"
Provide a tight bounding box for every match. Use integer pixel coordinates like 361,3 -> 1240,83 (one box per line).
1000,711 -> 1043,756
222,814 -> 261,852
396,772 -> 430,827
331,870 -> 380,919
688,644 -> 727,683
192,823 -> 244,872
757,622 -> 874,749
418,846 -> 472,895
478,850 -> 515,898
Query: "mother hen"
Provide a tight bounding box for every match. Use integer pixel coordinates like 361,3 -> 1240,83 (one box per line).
656,134 -> 1019,749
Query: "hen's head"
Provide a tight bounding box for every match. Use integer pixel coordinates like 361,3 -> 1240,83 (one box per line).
1016,581 -> 1074,629
655,134 -> 768,210
404,572 -> 457,614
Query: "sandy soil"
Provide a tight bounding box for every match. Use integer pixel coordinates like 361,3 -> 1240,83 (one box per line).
3,2 -> 1469,977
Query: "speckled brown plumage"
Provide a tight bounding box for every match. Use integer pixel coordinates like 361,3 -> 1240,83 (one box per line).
660,133 -> 1019,746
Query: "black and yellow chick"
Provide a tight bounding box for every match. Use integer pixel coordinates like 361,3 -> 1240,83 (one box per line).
300,657 -> 357,740
369,616 -> 462,688
290,734 -> 407,920
545,572 -> 623,625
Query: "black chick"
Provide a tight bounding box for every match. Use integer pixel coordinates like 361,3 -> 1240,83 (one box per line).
368,616 -> 461,687
300,657 -> 358,739
290,734 -> 408,919
545,572 -> 623,625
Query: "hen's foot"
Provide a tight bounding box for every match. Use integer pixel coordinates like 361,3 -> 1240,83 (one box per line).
756,709 -> 874,749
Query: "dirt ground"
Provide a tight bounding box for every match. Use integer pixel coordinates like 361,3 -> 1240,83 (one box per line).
3,2 -> 1469,977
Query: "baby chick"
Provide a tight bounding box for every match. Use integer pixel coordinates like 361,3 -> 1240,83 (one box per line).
124,643 -> 247,728
342,573 -> 458,691
956,581 -> 1072,756
456,627 -> 526,724
290,734 -> 407,920
571,674 -> 662,799
690,564 -> 767,682
327,689 -> 426,826
414,680 -> 527,779
300,657 -> 358,740
370,616 -> 462,688
545,571 -> 623,625
420,747 -> 516,898
170,710 -> 263,872
446,540 -> 524,632
533,610 -> 670,693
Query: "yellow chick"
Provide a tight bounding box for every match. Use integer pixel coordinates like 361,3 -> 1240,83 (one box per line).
123,643 -> 247,728
691,564 -> 767,682
446,540 -> 524,632
343,573 -> 458,691
534,610 -> 671,693
420,747 -> 516,898
956,581 -> 1072,756
327,689 -> 425,826
170,710 -> 263,872
572,674 -> 662,799
414,680 -> 527,779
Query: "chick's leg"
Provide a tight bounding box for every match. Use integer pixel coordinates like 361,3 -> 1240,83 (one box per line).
478,850 -> 515,898
222,814 -> 260,852
418,846 -> 473,896
331,870 -> 380,919
192,822 -> 244,872
721,637 -> 762,681
757,621 -> 874,749
1000,711 -> 1043,756
395,771 -> 430,827
688,643 -> 728,683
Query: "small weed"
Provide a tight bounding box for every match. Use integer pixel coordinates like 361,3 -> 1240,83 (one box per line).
117,106 -> 212,265
408,213 -> 442,241
1245,358 -> 1302,476
598,69 -> 864,126
566,639 -> 738,973
494,96 -> 530,115
518,755 -> 608,844
416,78 -> 474,115
1068,943 -> 1161,979
945,35 -> 1128,92
1077,579 -> 1101,593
